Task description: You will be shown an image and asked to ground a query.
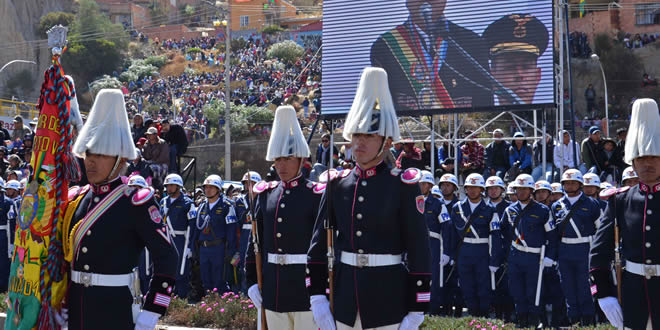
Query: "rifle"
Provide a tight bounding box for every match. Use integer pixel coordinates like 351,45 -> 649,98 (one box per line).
247,170 -> 267,330
326,129 -> 336,313
612,194 -> 622,305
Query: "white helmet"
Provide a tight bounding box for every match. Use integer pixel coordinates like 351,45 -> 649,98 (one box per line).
464,173 -> 485,189
622,166 -> 638,182
513,174 -> 535,189
0,177 -> 5,190
203,174 -> 223,190
6,180 -> 21,191
241,171 -> 262,184
128,175 -> 148,188
506,182 -> 516,195
600,182 -> 613,190
551,183 -> 564,194
561,169 -> 584,184
534,180 -> 552,192
583,173 -> 601,187
431,185 -> 441,197
439,173 -> 459,188
164,173 -> 184,187
485,176 -> 505,189
419,170 -> 435,185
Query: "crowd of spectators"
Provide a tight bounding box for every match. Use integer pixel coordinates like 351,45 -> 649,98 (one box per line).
311,125 -> 630,188
119,34 -> 322,145
622,32 -> 657,49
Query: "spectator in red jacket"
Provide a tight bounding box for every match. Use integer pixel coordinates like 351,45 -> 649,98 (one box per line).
460,130 -> 485,178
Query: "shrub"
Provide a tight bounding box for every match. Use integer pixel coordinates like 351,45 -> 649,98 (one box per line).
262,25 -> 284,35
187,47 -> 203,54
89,75 -> 122,95
161,291 -> 256,329
144,55 -> 167,68
266,40 -> 304,63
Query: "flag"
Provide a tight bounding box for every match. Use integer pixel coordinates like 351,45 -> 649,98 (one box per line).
579,0 -> 586,18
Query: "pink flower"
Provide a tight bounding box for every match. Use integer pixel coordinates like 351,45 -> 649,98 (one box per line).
213,303 -> 218,307
487,322 -> 492,326
492,327 -> 498,330
234,295 -> 239,299
227,299 -> 233,302
220,308 -> 225,312
248,304 -> 254,308
243,307 -> 246,310
213,288 -> 218,292
206,307 -> 212,312
469,320 -> 476,326
201,303 -> 206,307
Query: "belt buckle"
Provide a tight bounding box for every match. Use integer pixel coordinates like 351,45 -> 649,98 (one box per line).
81,273 -> 92,287
644,265 -> 657,278
356,254 -> 369,268
277,255 -> 286,265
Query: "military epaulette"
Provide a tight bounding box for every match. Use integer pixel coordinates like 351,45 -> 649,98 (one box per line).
599,186 -> 630,199
253,181 -> 273,194
401,168 -> 422,184
131,187 -> 155,206
312,182 -> 326,194
68,185 -> 89,200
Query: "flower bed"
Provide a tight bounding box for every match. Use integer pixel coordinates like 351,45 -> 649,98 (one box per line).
161,291 -> 256,329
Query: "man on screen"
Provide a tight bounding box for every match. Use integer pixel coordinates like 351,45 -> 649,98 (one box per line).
482,14 -> 549,105
370,0 -> 493,111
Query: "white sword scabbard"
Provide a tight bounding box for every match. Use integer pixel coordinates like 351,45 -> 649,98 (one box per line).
535,245 -> 546,306
180,226 -> 191,275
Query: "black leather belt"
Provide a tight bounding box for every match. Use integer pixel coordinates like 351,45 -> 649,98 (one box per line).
200,239 -> 225,247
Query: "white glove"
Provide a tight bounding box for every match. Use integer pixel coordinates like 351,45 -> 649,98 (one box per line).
184,248 -> 192,259
398,312 -> 424,330
440,254 -> 450,267
542,257 -> 555,268
598,297 -> 623,329
489,266 -> 498,273
310,295 -> 336,330
134,310 -> 160,330
247,284 -> 263,309
8,244 -> 13,258
54,308 -> 68,327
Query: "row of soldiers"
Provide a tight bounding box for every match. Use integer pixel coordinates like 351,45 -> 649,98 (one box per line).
6,67 -> 656,330
127,68 -> 657,330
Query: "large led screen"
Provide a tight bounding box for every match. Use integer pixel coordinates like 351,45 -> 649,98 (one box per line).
322,0 -> 555,116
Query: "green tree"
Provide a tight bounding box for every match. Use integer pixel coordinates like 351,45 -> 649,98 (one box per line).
61,0 -> 127,83
203,101 -> 275,139
5,70 -> 35,96
37,12 -> 75,37
267,40 -> 304,63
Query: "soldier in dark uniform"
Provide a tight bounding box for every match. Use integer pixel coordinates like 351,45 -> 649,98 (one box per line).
534,180 -> 568,327
450,173 -> 502,317
482,14 -> 549,105
191,174 -> 237,294
307,67 -> 430,330
437,173 -> 463,317
246,105 -> 322,329
67,89 -> 178,330
419,170 -> 452,316
370,0 -> 493,111
236,170 -> 261,295
485,176 -> 513,322
551,169 -> 602,325
500,174 -> 557,328
161,173 -> 196,298
590,98 -> 660,329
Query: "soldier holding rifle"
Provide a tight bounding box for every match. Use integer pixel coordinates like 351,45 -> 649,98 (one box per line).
590,98 -> 660,329
245,105 -> 323,329
307,67 -> 431,330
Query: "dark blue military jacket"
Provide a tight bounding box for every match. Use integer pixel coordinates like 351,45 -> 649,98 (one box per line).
590,183 -> 660,329
245,175 -> 323,313
307,163 -> 431,328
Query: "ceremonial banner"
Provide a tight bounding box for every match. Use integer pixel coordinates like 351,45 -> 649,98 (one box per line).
5,25 -> 77,330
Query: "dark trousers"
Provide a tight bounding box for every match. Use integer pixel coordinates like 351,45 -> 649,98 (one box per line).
457,255 -> 492,313
199,244 -> 227,292
558,254 -> 595,319
508,250 -> 543,316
